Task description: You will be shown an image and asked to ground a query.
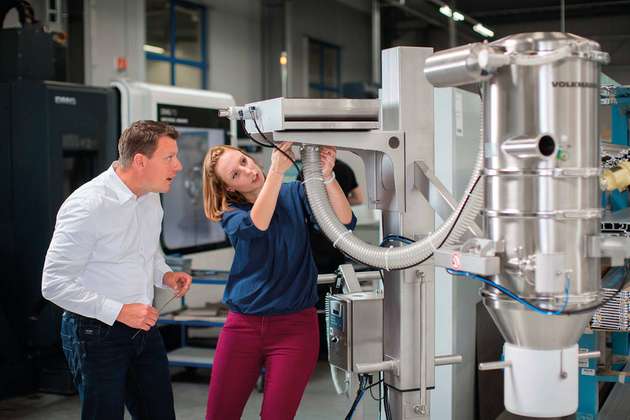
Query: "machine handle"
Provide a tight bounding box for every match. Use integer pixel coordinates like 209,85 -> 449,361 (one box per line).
435,354 -> 463,366
479,360 -> 512,371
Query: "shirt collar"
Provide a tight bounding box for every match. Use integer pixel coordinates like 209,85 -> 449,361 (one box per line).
107,162 -> 137,204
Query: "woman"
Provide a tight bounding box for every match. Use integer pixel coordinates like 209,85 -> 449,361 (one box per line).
202,142 -> 355,420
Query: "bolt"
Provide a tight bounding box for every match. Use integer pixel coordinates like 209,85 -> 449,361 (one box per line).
414,404 -> 427,415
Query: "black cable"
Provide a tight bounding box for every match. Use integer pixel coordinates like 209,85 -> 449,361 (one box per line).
239,115 -> 303,178
383,383 -> 392,420
377,373 -> 383,419
335,173 -> 483,271
250,109 -> 271,144
345,374 -> 369,420
368,380 -> 383,401
416,174 -> 483,267
238,119 -> 273,149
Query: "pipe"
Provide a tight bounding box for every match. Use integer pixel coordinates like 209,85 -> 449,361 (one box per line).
317,271 -> 382,285
300,94 -> 485,271
423,43 -> 492,87
355,360 -> 399,374
578,351 -> 601,360
479,360 -> 512,371
502,135 -> 556,159
435,354 -> 463,366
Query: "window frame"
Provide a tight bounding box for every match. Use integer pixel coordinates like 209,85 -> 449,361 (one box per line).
145,0 -> 208,89
308,37 -> 341,98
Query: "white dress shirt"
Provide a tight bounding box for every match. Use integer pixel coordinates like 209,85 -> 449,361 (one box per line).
42,163 -> 172,325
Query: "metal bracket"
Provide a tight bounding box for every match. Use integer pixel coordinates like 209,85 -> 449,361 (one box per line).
587,236 -> 630,266
272,130 -> 406,212
434,238 -> 503,275
338,264 -> 363,293
413,161 -> 483,238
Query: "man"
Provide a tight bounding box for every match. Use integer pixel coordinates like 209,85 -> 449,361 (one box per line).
42,120 -> 193,420
333,159 -> 364,206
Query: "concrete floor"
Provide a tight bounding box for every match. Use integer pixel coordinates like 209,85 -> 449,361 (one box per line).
0,361 -> 380,420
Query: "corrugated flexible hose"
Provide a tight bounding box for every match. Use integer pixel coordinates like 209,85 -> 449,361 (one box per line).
300,106 -> 485,270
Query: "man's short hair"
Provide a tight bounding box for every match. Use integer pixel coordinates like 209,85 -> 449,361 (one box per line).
117,120 -> 179,167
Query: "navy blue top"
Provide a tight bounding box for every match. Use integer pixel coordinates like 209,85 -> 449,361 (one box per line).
220,181 -> 357,315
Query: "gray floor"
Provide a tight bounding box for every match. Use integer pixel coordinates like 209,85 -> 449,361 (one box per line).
0,361 -> 380,420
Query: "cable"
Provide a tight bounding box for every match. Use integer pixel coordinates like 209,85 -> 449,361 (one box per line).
375,373 -> 383,420
370,175 -> 483,278
380,234 -> 415,246
447,268 -> 570,315
369,174 -> 480,270
368,379 -> 383,401
238,119 -> 274,149
249,108 -> 272,145
350,174 -> 482,270
249,108 -> 303,177
239,108 -> 303,177
561,266 -> 629,315
448,267 -> 630,316
415,174 -> 483,267
345,374 -> 369,420
383,383 -> 393,420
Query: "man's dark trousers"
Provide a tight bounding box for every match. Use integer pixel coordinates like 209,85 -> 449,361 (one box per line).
61,311 -> 176,420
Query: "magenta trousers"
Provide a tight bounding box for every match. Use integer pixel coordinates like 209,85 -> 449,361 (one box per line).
205,307 -> 319,420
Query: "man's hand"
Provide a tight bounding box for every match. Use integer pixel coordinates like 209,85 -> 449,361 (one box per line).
163,271 -> 193,297
117,303 -> 159,330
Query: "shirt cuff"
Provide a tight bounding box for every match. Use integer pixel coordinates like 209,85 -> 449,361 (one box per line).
154,265 -> 172,289
345,213 -> 358,230
99,298 -> 124,326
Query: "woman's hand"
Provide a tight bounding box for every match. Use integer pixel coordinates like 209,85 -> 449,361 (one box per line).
251,142 -> 294,231
269,142 -> 295,175
320,146 -> 336,179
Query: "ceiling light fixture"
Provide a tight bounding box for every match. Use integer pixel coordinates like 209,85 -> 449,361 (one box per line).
473,23 -> 494,38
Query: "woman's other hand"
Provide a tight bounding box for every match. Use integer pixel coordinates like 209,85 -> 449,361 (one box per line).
320,146 -> 336,179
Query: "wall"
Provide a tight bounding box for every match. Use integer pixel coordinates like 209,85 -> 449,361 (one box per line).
205,0 -> 263,104
82,0 -> 263,101
260,0 -> 372,99
431,87 -> 481,420
287,0 -> 371,97
258,0 -> 378,246
84,0 -> 146,86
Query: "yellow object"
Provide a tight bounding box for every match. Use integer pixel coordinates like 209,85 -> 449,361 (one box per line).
601,161 -> 630,192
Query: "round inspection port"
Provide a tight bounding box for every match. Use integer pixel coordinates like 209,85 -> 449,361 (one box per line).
538,135 -> 556,157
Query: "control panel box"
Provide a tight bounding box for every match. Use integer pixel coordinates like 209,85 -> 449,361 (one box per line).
327,292 -> 383,372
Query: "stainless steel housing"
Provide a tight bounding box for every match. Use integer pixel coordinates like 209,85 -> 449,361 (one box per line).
481,33 -> 605,349
425,32 -> 608,351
